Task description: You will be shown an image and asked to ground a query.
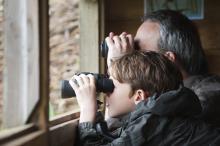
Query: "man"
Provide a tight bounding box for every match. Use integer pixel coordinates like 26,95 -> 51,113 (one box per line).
106,10 -> 220,127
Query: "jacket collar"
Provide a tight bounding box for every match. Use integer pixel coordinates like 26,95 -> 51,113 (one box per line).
130,86 -> 202,121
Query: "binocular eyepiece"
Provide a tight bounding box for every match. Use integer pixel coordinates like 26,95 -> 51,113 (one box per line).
100,40 -> 108,58
61,73 -> 114,98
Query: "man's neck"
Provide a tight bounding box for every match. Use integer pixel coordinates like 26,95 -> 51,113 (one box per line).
182,70 -> 190,80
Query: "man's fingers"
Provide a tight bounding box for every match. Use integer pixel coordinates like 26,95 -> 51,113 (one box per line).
105,36 -> 114,47
112,36 -> 121,48
120,34 -> 129,49
126,34 -> 134,48
109,32 -> 114,38
120,32 -> 127,36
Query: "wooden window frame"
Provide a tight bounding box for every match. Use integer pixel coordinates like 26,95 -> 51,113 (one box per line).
0,0 -> 49,144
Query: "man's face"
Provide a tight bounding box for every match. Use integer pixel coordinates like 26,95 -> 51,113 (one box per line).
106,76 -> 135,118
134,21 -> 160,52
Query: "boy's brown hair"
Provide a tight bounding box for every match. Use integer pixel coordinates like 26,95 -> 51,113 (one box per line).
110,51 -> 183,96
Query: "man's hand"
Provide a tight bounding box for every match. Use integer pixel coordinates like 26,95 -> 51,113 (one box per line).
105,32 -> 134,67
69,74 -> 97,123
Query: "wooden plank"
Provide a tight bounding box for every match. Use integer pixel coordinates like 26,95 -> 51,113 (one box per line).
2,131 -> 47,146
3,0 -> 39,128
49,111 -> 80,127
79,0 -> 99,73
49,119 -> 78,146
0,124 -> 37,144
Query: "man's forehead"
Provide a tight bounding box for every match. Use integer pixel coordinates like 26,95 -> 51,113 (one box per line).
135,21 -> 160,37
134,21 -> 160,52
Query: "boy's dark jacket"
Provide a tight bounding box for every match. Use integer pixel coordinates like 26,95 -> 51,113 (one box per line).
77,87 -> 220,146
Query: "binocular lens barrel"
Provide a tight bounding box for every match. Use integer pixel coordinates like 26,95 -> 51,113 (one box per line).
61,80 -> 76,98
61,74 -> 114,98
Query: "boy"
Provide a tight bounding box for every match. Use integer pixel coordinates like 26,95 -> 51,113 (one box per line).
69,51 -> 220,146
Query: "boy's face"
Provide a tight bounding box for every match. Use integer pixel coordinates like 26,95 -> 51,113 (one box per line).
106,76 -> 136,118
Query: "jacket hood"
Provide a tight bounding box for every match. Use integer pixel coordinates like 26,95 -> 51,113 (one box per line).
131,86 -> 202,120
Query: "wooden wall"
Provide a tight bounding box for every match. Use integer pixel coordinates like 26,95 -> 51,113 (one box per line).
105,0 -> 144,35
105,0 -> 220,75
195,0 -> 220,75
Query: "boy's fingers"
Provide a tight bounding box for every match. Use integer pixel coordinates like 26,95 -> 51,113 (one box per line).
80,74 -> 90,85
69,77 -> 79,90
88,74 -> 96,86
74,75 -> 84,87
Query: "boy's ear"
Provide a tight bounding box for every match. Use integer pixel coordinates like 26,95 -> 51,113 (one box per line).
133,89 -> 149,105
164,51 -> 176,62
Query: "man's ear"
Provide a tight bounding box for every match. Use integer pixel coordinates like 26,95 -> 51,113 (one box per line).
164,51 -> 176,62
133,89 -> 149,105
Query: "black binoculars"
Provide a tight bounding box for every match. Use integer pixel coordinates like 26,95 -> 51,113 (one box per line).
61,73 -> 114,98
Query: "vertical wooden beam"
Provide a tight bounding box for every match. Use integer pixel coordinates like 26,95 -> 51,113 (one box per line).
38,0 -> 49,132
3,0 -> 39,128
26,0 -> 50,144
99,0 -> 106,74
80,0 -> 99,73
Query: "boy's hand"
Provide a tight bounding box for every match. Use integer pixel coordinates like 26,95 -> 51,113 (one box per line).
69,74 -> 97,123
105,32 -> 134,67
